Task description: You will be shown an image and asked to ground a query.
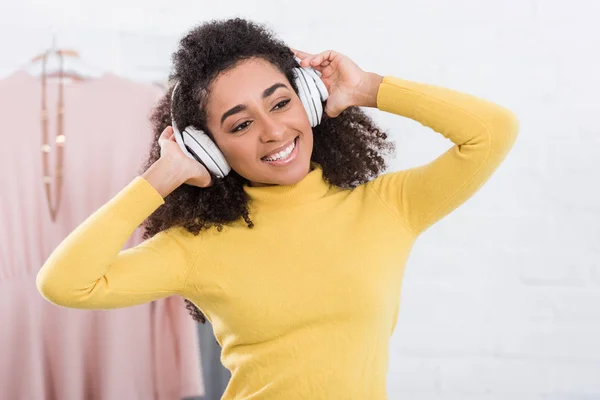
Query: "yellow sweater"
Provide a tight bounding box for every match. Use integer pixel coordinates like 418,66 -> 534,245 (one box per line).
37,76 -> 519,399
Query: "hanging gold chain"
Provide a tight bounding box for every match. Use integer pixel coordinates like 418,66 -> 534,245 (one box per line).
40,51 -> 66,222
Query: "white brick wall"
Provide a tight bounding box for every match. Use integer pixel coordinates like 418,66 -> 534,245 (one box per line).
1,0 -> 598,398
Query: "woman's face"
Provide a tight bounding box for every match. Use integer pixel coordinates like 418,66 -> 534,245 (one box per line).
204,57 -> 313,187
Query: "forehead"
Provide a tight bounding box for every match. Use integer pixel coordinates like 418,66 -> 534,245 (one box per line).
208,58 -> 288,110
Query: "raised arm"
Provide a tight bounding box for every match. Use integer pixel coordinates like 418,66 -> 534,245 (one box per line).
37,126 -> 213,308
37,127 -> 211,308
36,176 -> 198,309
368,76 -> 519,235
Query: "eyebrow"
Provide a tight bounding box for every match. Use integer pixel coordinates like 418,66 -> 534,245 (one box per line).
220,82 -> 288,126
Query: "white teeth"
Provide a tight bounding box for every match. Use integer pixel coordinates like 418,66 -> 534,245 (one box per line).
263,139 -> 296,162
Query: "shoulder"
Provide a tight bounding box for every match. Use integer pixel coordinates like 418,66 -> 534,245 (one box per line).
358,169 -> 411,194
145,224 -> 204,256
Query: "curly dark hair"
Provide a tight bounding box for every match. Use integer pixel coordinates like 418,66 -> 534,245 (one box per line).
141,17 -> 395,323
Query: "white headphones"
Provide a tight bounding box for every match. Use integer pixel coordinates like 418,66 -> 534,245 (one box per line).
170,57 -> 329,179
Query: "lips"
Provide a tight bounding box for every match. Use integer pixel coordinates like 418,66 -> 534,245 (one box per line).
260,137 -> 299,165
261,137 -> 298,161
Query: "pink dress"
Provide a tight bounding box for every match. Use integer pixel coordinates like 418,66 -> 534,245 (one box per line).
0,71 -> 204,400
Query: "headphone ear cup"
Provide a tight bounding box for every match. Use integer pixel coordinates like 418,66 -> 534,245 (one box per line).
173,124 -> 197,161
293,61 -> 330,126
182,127 -> 231,178
294,68 -> 318,127
301,65 -> 329,102
170,81 -> 230,179
293,68 -> 311,125
302,71 -> 324,124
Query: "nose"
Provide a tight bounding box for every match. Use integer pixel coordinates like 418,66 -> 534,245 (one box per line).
258,113 -> 286,143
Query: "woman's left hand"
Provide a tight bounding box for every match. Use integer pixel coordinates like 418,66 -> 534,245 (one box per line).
291,48 -> 382,117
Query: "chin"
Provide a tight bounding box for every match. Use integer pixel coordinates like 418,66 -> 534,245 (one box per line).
271,161 -> 312,185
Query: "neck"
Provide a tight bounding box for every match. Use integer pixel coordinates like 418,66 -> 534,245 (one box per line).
243,162 -> 330,211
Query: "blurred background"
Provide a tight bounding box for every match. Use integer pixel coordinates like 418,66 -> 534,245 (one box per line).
0,0 -> 598,399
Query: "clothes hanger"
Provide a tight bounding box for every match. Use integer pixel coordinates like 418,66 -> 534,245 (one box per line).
25,29 -> 106,82
30,50 -> 83,79
26,33 -> 88,82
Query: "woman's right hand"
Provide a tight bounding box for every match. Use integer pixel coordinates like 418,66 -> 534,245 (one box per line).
142,126 -> 213,198
157,126 -> 213,188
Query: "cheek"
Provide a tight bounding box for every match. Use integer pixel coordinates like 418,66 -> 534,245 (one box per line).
217,136 -> 257,167
294,103 -> 311,129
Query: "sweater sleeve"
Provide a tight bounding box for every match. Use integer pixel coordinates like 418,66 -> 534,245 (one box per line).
368,76 -> 519,236
36,177 -> 198,309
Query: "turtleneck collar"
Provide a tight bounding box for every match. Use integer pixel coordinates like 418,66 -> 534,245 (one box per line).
243,162 -> 331,210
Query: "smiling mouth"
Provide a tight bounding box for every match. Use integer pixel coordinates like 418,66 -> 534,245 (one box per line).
261,137 -> 299,163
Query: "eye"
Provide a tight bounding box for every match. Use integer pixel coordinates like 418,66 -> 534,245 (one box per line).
272,99 -> 291,110
232,121 -> 252,133
230,99 -> 290,133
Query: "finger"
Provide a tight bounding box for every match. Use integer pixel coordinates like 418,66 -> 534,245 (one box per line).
301,53 -> 324,68
292,49 -> 319,68
303,59 -> 331,76
310,60 -> 331,71
311,51 -> 334,67
324,104 -> 340,118
187,171 -> 212,188
159,126 -> 173,144
290,48 -> 313,59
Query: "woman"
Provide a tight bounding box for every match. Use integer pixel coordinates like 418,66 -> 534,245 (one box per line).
37,17 -> 519,400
